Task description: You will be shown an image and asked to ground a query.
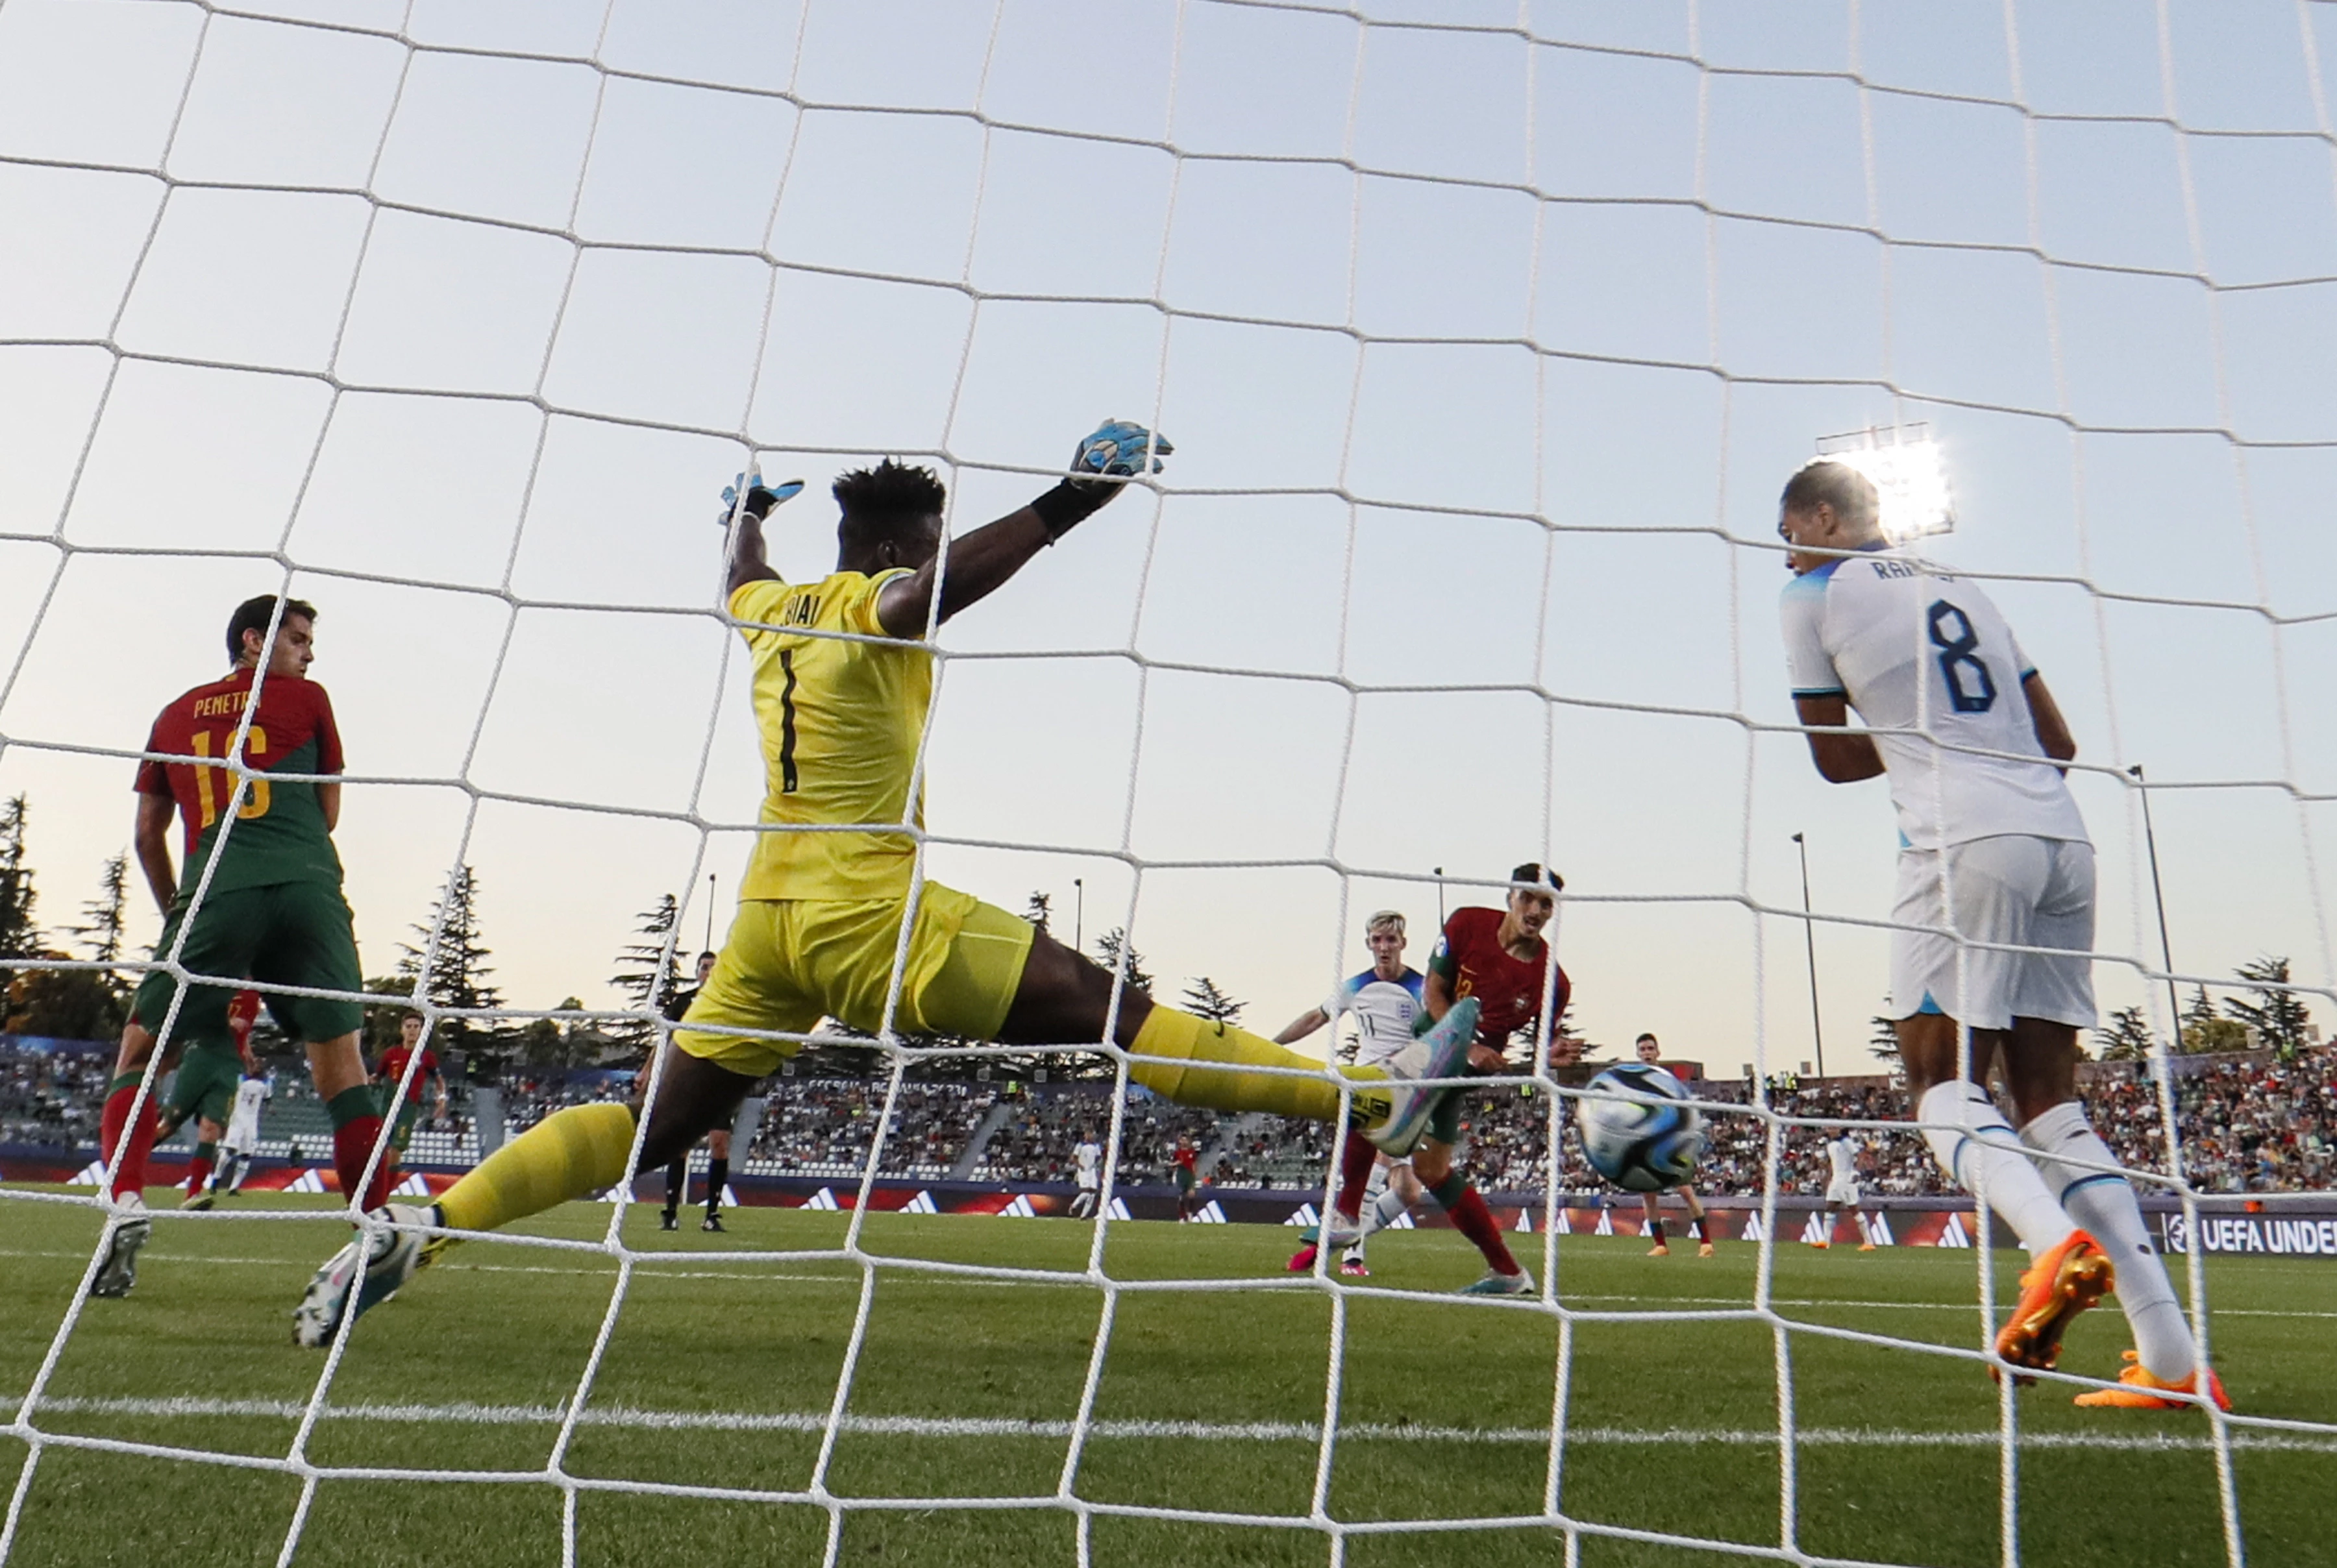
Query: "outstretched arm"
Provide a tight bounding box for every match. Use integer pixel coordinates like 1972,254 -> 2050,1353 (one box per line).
1273,1006 -> 1329,1046
2022,672 -> 2076,763
875,420 -> 1172,639
133,790 -> 176,914
726,508 -> 784,596
1793,694 -> 1886,783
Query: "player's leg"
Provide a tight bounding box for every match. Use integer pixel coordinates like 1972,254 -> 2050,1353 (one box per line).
1643,1192 -> 1668,1255
702,1127 -> 730,1231
256,883 -> 394,1213
1411,1115 -> 1528,1294
660,1147 -> 689,1229
1681,1185 -> 1715,1255
183,1110 -> 227,1210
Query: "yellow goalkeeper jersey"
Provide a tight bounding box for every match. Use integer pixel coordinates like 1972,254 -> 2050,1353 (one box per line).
729,572 -> 929,901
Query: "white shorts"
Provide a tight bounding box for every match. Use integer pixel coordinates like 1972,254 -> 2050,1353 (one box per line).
1889,834 -> 2097,1032
1825,1178 -> 1862,1207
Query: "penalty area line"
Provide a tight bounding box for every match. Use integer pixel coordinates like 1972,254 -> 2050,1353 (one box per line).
15,1396 -> 2334,1452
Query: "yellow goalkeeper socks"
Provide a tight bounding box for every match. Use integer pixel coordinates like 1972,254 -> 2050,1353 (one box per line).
435,1101 -> 639,1236
1126,1006 -> 1385,1121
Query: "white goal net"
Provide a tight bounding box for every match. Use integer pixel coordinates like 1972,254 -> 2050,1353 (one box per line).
3,2 -> 2334,1565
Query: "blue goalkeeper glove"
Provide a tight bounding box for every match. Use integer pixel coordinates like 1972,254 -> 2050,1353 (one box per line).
1031,420 -> 1173,541
1073,419 -> 1172,480
717,471 -> 805,527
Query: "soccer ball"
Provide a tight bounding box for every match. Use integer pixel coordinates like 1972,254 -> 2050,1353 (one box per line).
1577,1064 -> 1705,1193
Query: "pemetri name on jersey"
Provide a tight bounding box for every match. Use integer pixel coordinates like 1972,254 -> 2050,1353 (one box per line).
1779,548 -> 2088,853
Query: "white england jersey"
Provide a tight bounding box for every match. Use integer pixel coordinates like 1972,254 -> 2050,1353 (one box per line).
1826,1136 -> 1858,1184
223,1076 -> 271,1153
1780,548 -> 2087,852
1328,968 -> 1426,1068
1074,1140 -> 1102,1190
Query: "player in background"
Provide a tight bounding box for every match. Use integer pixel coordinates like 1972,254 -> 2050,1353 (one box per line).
93,596 -> 387,1298
299,428 -> 1478,1343
149,988 -> 261,1211
217,1055 -> 273,1198
656,952 -> 731,1232
1779,460 -> 2224,1409
1280,909 -> 1426,1278
1069,1129 -> 1103,1219
1172,1136 -> 1204,1220
1315,866 -> 1566,1297
375,1011 -> 448,1185
1633,1034 -> 1716,1257
1811,1130 -> 1876,1251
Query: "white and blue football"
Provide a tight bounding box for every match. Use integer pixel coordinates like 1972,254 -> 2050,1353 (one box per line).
1577,1064 -> 1705,1193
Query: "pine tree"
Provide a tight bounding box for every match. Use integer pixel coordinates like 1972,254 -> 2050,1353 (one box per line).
609,894 -> 680,1047
1181,975 -> 1244,1026
2180,983 -> 2249,1053
16,850 -> 136,1041
1091,927 -> 1152,994
75,852 -> 129,964
361,972 -> 417,1056
399,866 -> 506,1060
1869,1014 -> 1902,1062
2093,1005 -> 2154,1062
2225,955 -> 2314,1060
1023,891 -> 1052,933
0,794 -> 38,1007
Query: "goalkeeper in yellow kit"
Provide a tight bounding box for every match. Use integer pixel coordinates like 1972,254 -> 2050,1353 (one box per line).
296,421 -> 1478,1345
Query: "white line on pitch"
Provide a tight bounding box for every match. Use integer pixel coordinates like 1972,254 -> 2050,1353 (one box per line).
15,1396 -> 2334,1452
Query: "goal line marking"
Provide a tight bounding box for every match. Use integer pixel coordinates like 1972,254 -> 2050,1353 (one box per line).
15,1396 -> 2332,1454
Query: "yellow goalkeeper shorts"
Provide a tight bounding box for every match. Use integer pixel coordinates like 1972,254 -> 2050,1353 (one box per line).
673,881 -> 1036,1079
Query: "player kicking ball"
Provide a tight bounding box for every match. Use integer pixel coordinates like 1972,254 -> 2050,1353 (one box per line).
295,424 -> 1478,1345
1632,1035 -> 1715,1257
1778,460 -> 2225,1409
93,597 -> 389,1298
1280,909 -> 1427,1278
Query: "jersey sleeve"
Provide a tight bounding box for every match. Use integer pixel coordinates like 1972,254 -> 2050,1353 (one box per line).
2003,621 -> 2038,681
834,569 -> 915,638
1428,921 -> 1459,983
1779,575 -> 1844,698
133,712 -> 171,796
307,684 -> 345,774
728,578 -> 793,628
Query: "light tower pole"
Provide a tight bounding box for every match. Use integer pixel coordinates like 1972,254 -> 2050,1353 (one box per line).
2129,765 -> 2187,1051
1792,833 -> 1827,1079
1072,877 -> 1083,955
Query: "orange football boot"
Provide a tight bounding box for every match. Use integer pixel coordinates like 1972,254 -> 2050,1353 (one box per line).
1994,1230 -> 2114,1378
2074,1351 -> 2232,1412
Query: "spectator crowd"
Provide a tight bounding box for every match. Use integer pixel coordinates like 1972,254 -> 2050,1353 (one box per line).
7,1035 -> 2335,1198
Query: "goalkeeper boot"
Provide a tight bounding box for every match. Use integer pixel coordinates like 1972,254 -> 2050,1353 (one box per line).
1994,1230 -> 2113,1380
293,1204 -> 441,1349
90,1195 -> 151,1299
1363,998 -> 1479,1156
2073,1351 -> 2232,1412
1457,1266 -> 1534,1298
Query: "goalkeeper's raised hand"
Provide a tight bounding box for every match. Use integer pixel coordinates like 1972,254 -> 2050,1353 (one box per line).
1031,418 -> 1173,542
716,470 -> 805,528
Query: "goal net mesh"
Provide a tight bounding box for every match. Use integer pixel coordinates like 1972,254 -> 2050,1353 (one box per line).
3,1 -> 2332,1563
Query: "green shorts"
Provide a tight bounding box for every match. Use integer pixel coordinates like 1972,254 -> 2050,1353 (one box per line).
167,1043 -> 243,1128
132,881 -> 364,1046
388,1099 -> 423,1155
1424,1077 -> 1485,1151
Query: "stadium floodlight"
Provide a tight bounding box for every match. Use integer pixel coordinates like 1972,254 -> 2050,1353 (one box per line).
1815,424 -> 1955,543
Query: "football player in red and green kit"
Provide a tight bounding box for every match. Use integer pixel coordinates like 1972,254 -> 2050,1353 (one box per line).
1316,864 -> 1568,1296
375,1009 -> 448,1180
92,596 -> 390,1297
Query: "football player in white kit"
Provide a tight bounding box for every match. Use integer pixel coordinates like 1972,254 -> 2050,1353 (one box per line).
1277,911 -> 1424,1277
1779,459 -> 2224,1410
1070,1129 -> 1104,1219
216,1065 -> 272,1199
1811,1132 -> 1874,1251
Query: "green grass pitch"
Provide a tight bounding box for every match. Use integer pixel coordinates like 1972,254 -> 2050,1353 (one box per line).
2,1189 -> 2331,1567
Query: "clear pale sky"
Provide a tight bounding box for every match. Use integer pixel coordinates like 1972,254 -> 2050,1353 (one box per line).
1,0 -> 2331,1075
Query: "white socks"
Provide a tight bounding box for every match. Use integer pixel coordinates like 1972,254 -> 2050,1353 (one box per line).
2021,1100 -> 2197,1384
1357,1183 -> 1411,1242
1916,1081 -> 2075,1259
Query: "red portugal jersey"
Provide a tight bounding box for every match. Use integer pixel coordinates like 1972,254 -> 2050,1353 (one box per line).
378,1044 -> 441,1091
134,668 -> 345,897
1430,905 -> 1570,1051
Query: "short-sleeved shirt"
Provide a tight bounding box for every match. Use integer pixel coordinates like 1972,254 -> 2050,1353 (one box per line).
729,572 -> 926,902
1430,907 -> 1570,1052
378,1044 -> 441,1090
1328,966 -> 1425,1067
1074,1140 -> 1102,1187
225,1076 -> 271,1147
1826,1136 -> 1857,1182
134,668 -> 346,895
1779,547 -> 2088,852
